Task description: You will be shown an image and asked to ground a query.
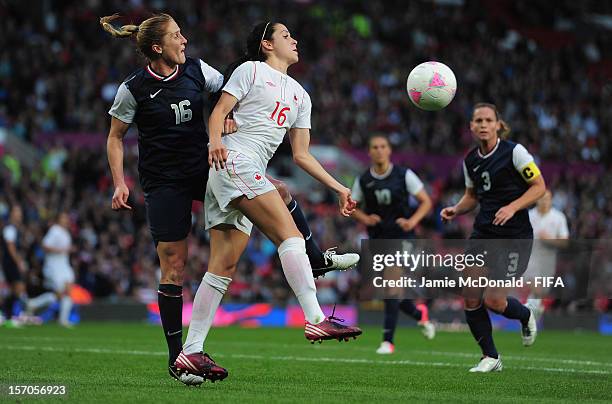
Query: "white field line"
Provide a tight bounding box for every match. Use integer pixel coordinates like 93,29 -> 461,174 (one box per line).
411,350 -> 612,368
3,335 -> 611,369
220,341 -> 612,368
3,334 -> 612,369
3,345 -> 611,376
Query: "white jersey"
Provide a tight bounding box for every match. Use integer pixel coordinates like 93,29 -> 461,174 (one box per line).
529,208 -> 569,240
42,224 -> 72,271
525,208 -> 569,279
222,61 -> 312,165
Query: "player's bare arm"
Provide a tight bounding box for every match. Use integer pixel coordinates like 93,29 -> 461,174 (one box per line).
352,208 -> 381,226
397,189 -> 432,231
289,127 -> 356,217
441,187 -> 478,222
494,173 -> 545,226
107,116 -> 131,210
208,91 -> 238,170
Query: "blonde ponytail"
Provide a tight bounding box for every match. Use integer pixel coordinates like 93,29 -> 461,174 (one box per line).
498,119 -> 511,139
99,14 -> 139,38
99,13 -> 173,61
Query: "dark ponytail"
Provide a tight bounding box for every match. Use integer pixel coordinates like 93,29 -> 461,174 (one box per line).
209,22 -> 278,110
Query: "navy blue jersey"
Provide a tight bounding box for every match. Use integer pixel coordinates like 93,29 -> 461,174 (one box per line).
1,224 -> 20,270
352,165 -> 424,239
109,57 -> 223,187
463,139 -> 541,237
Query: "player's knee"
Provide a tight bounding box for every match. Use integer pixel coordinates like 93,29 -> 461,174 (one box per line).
14,282 -> 25,295
464,297 -> 482,310
484,296 -> 506,313
160,248 -> 187,282
209,260 -> 237,278
273,180 -> 292,205
62,284 -> 73,297
221,264 -> 237,278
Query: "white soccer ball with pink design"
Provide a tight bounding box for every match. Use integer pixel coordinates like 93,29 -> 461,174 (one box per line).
406,61 -> 457,111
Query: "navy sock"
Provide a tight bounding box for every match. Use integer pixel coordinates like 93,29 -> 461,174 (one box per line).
287,199 -> 325,269
382,299 -> 400,343
3,294 -> 16,319
158,284 -> 183,366
502,296 -> 531,325
399,299 -> 422,321
465,304 -> 498,359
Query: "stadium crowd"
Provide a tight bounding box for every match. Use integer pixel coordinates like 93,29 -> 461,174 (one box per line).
1,0 -> 611,309
2,0 -> 612,161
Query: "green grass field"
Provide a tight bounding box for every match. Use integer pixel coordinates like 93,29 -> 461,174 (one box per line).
1,323 -> 611,403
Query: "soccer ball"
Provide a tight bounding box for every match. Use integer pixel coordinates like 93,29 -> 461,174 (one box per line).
406,61 -> 457,111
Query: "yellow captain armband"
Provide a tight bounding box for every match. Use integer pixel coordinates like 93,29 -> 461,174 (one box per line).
519,161 -> 541,182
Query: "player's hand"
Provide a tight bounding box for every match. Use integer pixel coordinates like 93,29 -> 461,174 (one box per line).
538,230 -> 552,239
396,217 -> 417,232
493,205 -> 516,226
440,206 -> 457,222
111,184 -> 132,211
337,188 -> 356,217
223,115 -> 237,135
209,140 -> 228,170
17,260 -> 27,274
364,214 -> 382,227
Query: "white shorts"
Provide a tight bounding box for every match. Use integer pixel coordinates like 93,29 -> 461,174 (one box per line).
205,150 -> 276,235
523,249 -> 557,280
43,265 -> 75,293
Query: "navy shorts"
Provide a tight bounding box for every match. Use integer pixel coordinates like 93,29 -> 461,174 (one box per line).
142,174 -> 207,243
467,230 -> 533,279
2,263 -> 22,283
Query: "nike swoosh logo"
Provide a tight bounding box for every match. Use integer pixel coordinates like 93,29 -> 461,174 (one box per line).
150,89 -> 162,98
167,330 -> 182,336
366,181 -> 375,188
473,165 -> 480,172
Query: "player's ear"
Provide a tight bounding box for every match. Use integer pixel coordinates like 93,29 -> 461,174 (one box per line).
152,43 -> 163,56
261,39 -> 273,53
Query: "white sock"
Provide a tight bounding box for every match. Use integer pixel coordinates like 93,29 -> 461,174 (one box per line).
183,272 -> 232,355
59,296 -> 73,325
27,292 -> 57,312
278,237 -> 325,324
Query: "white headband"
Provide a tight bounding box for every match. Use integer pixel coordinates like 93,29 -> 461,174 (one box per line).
258,21 -> 271,56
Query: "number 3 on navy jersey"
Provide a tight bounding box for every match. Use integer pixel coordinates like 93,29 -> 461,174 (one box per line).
481,171 -> 491,191
171,100 -> 192,125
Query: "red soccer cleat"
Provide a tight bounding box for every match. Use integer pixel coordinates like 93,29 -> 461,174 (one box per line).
304,306 -> 362,343
416,303 -> 429,323
174,351 -> 228,384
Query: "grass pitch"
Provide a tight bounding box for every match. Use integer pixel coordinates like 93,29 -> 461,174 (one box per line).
1,323 -> 611,403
